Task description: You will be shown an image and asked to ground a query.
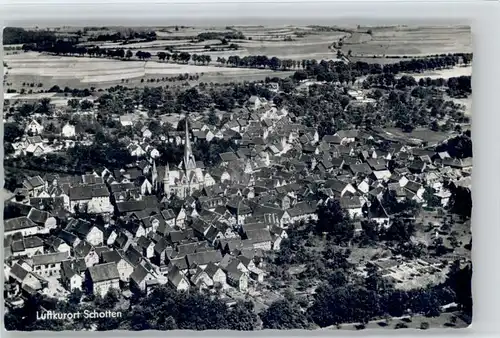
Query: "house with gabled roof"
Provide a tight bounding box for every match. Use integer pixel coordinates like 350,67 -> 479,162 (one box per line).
4,217 -> 39,237
324,179 -> 357,198
45,235 -> 71,254
22,176 -> 46,197
101,249 -> 134,282
61,260 -> 84,291
185,250 -> 223,269
27,207 -> 57,230
204,262 -> 227,287
339,196 -> 364,219
74,240 -> 99,268
67,218 -> 104,247
286,201 -> 317,224
405,181 -> 425,198
364,198 -> 391,229
87,262 -> 120,297
31,251 -> 70,278
190,267 -> 213,290
11,236 -> 44,257
130,264 -> 156,292
7,263 -> 45,296
225,264 -> 248,292
167,265 -> 190,291
245,229 -> 272,250
136,236 -> 155,259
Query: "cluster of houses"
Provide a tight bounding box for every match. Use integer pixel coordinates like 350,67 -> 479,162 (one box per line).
4,94 -> 471,308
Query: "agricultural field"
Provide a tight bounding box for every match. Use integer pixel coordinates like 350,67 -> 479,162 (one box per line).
3,52 -> 284,90
397,65 -> 472,81
3,25 -> 471,91
342,26 -> 471,57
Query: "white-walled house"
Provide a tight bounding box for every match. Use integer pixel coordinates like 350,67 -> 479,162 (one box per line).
340,196 -> 364,219
61,123 -> 76,138
167,266 -> 190,291
31,251 -> 70,278
4,217 -> 39,237
102,250 -> 134,282
88,262 -> 120,297
26,119 -> 44,135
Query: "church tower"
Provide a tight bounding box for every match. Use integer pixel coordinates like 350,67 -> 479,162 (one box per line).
183,117 -> 197,171
152,160 -> 158,191
163,162 -> 170,198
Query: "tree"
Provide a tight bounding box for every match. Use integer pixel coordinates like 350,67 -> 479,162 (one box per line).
293,70 -> 308,82
157,52 -> 167,61
423,186 -> 441,208
382,217 -> 416,243
260,299 -> 311,329
126,49 -> 133,59
308,285 -> 380,327
80,99 -> 94,110
226,301 -> 258,330
68,98 -> 80,109
4,123 -> 24,143
316,199 -> 354,244
207,109 -> 219,126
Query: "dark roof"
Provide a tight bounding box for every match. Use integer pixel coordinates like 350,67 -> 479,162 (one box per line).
23,236 -> 44,249
23,176 -> 45,189
130,264 -> 151,284
287,201 -> 316,217
124,245 -> 143,266
11,240 -> 25,253
322,135 -> 342,144
245,229 -> 272,243
88,262 -> 120,282
153,237 -> 169,255
136,236 -> 153,249
405,181 -> 423,193
5,217 -> 37,232
58,229 -> 79,246
177,242 -> 199,256
186,250 -> 223,267
114,232 -> 130,249
10,263 -> 29,282
32,251 -> 70,266
61,260 -> 79,279
161,209 -> 176,220
69,218 -> 100,238
219,152 -> 239,162
169,256 -> 189,270
116,200 -> 146,213
69,186 -> 93,200
350,163 -> 373,175
27,208 -> 50,224
101,250 -> 124,264
110,183 -> 135,193
167,265 -> 187,287
204,261 -> 224,279
340,196 -> 363,209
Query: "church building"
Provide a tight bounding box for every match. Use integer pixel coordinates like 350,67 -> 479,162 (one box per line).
158,118 -> 215,199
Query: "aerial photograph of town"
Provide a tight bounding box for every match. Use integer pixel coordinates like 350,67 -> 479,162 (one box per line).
2,24 -> 472,331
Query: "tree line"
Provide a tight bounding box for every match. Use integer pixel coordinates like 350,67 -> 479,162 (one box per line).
19,36 -> 472,81
363,73 -> 472,97
3,27 -> 57,45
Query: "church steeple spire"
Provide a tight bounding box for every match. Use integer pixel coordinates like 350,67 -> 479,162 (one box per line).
152,160 -> 158,191
183,115 -> 196,170
163,162 -> 170,198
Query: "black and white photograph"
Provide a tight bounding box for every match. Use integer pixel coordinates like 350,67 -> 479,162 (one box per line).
2,22 -> 472,331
